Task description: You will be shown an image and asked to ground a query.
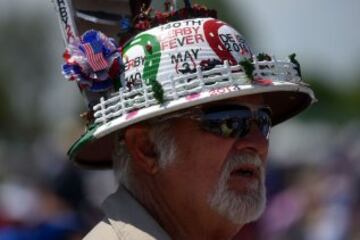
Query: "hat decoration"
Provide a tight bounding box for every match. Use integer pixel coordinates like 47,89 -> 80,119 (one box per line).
52,0 -> 315,168
62,30 -> 124,108
118,0 -> 217,45
61,0 -> 220,113
60,0 -> 296,105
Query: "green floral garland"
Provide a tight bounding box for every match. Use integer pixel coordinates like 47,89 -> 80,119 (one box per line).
151,79 -> 165,104
289,53 -> 302,77
239,58 -> 255,81
256,53 -> 272,61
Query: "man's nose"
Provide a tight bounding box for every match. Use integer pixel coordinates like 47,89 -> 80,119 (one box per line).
232,122 -> 269,161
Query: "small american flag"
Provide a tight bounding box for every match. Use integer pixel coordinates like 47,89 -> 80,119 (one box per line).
83,41 -> 109,71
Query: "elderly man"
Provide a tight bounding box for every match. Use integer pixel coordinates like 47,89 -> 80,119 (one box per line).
53,0 -> 315,239
106,95 -> 269,239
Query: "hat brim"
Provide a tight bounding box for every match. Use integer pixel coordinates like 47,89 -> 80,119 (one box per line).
68,81 -> 315,169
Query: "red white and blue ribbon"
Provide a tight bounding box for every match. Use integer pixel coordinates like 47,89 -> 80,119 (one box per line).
62,30 -> 122,93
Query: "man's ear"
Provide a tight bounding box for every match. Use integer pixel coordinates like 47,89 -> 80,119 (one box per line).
124,124 -> 159,174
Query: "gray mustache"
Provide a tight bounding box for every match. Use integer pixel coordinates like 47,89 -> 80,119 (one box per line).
225,152 -> 263,171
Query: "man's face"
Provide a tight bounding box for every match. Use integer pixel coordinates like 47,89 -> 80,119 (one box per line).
155,95 -> 268,226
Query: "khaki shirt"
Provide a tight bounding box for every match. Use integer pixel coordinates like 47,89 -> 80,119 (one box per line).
83,186 -> 171,240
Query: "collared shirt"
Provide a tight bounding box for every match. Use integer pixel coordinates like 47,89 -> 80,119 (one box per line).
83,186 -> 171,240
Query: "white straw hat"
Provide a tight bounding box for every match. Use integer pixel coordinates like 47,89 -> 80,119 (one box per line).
53,1 -> 316,168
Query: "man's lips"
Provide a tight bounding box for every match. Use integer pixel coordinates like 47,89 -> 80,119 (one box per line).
230,163 -> 260,179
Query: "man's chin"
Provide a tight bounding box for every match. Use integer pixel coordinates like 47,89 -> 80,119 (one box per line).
226,188 -> 266,224
209,183 -> 266,225
209,153 -> 267,224
228,175 -> 262,194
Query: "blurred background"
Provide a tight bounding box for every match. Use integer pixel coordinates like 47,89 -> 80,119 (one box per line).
0,0 -> 359,239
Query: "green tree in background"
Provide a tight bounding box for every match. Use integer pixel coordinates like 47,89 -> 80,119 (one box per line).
0,16 -> 52,141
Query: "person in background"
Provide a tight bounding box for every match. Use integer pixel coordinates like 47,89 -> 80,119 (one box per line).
0,165 -> 88,240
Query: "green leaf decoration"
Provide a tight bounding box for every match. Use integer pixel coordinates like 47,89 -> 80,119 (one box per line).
123,33 -> 165,103
239,59 -> 255,80
257,53 -> 272,61
289,53 -> 302,77
152,79 -> 165,104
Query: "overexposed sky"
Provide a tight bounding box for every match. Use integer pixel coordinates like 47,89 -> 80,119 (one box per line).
226,0 -> 360,87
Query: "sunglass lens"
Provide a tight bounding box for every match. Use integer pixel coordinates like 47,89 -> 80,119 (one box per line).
202,107 -> 252,138
220,118 -> 250,138
201,106 -> 271,139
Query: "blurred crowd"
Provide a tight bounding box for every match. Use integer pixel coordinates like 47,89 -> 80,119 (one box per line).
0,124 -> 359,240
236,123 -> 360,240
237,162 -> 360,240
0,163 -> 102,240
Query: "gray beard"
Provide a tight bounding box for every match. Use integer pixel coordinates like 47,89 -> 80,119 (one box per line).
208,152 -> 266,225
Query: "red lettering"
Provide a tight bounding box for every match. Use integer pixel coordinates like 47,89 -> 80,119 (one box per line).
217,88 -> 226,94
195,34 -> 204,43
174,28 -> 183,37
192,26 -> 200,34
209,86 -> 233,96
169,39 -> 177,49
130,59 -> 136,68
209,89 -> 216,96
161,33 -> 205,50
65,25 -> 75,42
161,41 -> 169,50
183,27 -> 192,35
185,35 -> 194,45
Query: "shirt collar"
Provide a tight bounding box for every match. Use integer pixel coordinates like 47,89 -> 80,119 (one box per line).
102,185 -> 171,240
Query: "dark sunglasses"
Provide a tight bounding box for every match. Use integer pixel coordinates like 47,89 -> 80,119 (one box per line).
158,105 -> 272,139
196,105 -> 272,139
